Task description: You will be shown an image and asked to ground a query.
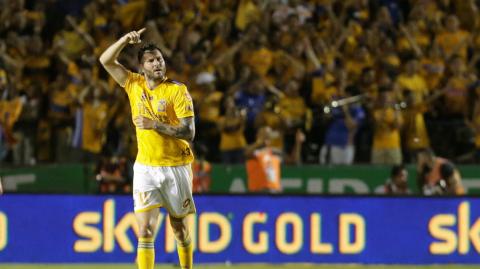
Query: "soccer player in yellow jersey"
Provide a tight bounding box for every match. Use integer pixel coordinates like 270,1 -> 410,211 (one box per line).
99,28 -> 195,269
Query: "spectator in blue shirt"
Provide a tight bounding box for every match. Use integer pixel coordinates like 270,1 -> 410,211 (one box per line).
320,101 -> 365,165
234,74 -> 266,143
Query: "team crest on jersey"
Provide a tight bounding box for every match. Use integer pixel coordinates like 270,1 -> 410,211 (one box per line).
157,99 -> 167,112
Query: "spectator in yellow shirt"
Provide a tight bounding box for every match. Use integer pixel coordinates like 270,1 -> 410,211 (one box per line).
402,91 -> 431,162
435,15 -> 471,59
255,98 -> 285,152
371,87 -> 403,165
72,85 -> 111,162
278,80 -> 308,132
420,43 -> 445,90
277,80 -> 309,162
396,58 -> 429,101
218,98 -> 247,164
195,72 -> 223,161
235,0 -> 261,31
345,46 -> 373,82
244,34 -> 273,78
397,21 -> 431,58
0,70 -> 23,162
377,38 -> 401,78
442,55 -> 469,117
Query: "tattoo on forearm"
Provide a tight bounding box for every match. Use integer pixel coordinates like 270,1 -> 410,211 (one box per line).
176,125 -> 191,139
154,117 -> 195,141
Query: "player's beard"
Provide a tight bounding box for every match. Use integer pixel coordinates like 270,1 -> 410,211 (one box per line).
146,69 -> 166,81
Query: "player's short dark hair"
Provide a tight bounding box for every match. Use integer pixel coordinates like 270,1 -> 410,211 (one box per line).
137,43 -> 162,63
391,164 -> 405,177
440,162 -> 455,179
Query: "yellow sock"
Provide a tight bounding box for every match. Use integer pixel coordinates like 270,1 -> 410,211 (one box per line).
137,237 -> 155,269
177,239 -> 193,269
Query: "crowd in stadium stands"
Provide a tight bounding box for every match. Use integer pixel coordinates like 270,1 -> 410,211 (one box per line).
2,0 -> 480,171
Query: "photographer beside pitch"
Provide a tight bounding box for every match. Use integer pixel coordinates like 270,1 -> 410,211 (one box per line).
417,148 -> 465,195
100,28 -> 195,269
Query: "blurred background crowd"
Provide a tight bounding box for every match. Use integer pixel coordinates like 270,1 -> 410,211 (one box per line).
1,0 -> 480,173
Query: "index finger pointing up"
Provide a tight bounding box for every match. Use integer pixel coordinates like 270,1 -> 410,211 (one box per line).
137,28 -> 146,35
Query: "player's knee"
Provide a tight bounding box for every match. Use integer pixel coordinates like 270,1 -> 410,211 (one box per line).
138,223 -> 155,238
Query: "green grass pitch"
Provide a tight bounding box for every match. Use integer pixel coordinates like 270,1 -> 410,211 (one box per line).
1,264 -> 479,269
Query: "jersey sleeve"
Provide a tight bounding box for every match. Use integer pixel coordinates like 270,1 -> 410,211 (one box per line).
174,85 -> 195,118
124,71 -> 142,95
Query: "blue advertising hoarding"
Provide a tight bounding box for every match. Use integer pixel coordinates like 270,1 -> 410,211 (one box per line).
0,195 -> 479,264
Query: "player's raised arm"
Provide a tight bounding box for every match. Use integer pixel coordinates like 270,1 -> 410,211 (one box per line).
99,28 -> 146,87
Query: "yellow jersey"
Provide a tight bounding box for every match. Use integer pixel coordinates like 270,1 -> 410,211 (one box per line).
199,91 -> 223,123
435,30 -> 470,59
256,111 -> 284,150
372,108 -> 403,150
396,74 -> 429,94
403,106 -> 430,150
218,116 -> 247,151
444,76 -> 468,115
278,95 -> 307,124
82,102 -> 109,154
311,72 -> 336,106
124,71 -> 194,166
248,47 -> 274,76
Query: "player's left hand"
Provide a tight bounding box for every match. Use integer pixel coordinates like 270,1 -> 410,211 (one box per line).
134,116 -> 156,129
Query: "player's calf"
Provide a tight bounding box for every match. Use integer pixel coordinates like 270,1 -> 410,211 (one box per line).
170,215 -> 193,269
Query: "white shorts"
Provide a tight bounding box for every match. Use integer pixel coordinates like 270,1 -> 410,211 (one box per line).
133,162 -> 196,218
